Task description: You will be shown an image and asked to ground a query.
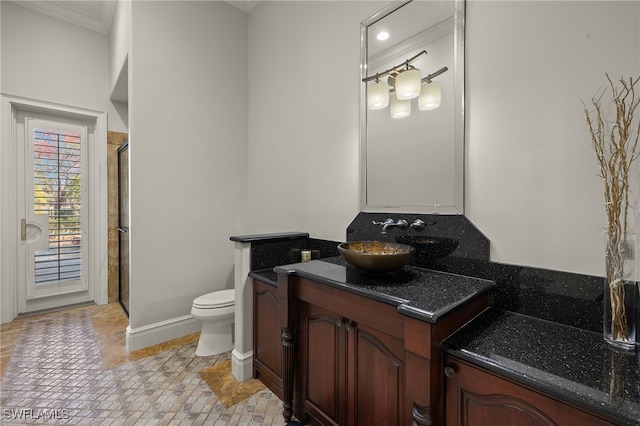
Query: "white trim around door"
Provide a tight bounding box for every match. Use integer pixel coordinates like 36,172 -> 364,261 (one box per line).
1,94 -> 108,323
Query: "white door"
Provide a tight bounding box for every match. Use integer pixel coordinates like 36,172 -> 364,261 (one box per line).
16,112 -> 94,314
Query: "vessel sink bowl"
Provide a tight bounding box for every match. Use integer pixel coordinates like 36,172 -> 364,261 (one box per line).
338,241 -> 415,273
395,235 -> 459,260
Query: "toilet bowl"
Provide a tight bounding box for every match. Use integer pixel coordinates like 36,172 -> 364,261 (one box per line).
191,289 -> 235,356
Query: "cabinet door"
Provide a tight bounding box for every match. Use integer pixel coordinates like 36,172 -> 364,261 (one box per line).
300,304 -> 406,426
445,357 -> 615,426
350,322 -> 406,426
300,302 -> 347,426
253,280 -> 282,398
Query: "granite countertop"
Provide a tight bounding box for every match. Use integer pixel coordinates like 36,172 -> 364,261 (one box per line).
230,232 -> 309,243
443,308 -> 640,425
269,257 -> 495,323
250,268 -> 278,285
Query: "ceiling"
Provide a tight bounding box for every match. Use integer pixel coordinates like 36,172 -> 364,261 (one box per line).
11,0 -> 259,35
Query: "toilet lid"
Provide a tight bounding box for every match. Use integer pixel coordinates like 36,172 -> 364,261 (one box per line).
193,289 -> 235,309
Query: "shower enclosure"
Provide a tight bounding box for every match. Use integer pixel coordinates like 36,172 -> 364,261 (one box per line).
117,142 -> 129,316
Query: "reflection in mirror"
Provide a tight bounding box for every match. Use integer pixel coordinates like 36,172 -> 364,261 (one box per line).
360,0 -> 465,214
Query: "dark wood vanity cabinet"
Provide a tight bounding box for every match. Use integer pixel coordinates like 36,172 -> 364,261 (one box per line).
298,297 -> 406,425
443,357 -> 615,426
275,273 -> 489,426
253,278 -> 283,399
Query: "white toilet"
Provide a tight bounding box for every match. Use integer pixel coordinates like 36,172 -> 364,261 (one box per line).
191,289 -> 235,356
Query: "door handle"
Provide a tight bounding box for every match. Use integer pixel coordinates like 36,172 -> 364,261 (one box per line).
116,227 -> 128,233
20,217 -> 47,249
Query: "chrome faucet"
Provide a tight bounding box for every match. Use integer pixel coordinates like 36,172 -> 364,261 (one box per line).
372,218 -> 409,235
409,219 -> 426,231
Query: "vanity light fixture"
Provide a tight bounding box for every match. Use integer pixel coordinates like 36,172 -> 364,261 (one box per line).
367,78 -> 390,110
364,49 -> 448,118
395,66 -> 422,100
418,81 -> 442,110
390,96 -> 411,118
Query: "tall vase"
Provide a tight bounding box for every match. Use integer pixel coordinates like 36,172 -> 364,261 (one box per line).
604,232 -> 638,351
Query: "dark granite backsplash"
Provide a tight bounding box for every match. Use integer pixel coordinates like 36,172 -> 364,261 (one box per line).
428,257 -> 605,333
235,213 -> 609,334
346,212 -> 490,260
306,238 -> 340,259
231,232 -> 339,271
346,212 -> 606,334
250,238 -> 306,270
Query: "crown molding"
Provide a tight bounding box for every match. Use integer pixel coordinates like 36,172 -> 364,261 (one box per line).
225,0 -> 260,14
10,0 -> 117,35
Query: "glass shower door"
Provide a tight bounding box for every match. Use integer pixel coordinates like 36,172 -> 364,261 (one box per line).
117,142 -> 129,316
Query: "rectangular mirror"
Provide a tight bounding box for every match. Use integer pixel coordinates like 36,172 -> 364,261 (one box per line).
360,0 -> 465,214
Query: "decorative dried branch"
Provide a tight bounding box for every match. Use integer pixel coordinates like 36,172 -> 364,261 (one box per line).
583,74 -> 640,342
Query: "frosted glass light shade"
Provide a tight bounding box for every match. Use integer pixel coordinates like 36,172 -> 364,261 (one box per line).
418,82 -> 442,110
395,68 -> 422,100
390,96 -> 411,118
367,81 -> 390,110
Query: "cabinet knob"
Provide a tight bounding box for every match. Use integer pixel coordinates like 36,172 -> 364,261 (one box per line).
345,321 -> 353,332
444,366 -> 456,379
336,319 -> 343,328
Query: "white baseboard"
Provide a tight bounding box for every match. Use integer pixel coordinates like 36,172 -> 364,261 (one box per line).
231,348 -> 254,382
126,314 -> 201,352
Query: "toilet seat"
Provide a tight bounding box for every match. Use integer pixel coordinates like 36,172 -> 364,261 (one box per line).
192,289 -> 235,309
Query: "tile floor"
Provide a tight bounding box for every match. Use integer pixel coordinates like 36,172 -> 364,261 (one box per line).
0,304 -> 286,425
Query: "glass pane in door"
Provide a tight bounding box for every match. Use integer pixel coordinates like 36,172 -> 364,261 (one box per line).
33,129 -> 82,284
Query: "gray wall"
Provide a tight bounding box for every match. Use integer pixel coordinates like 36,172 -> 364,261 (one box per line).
465,1 -> 640,275
127,0 -> 248,342
1,1 -> 114,124
249,1 -> 640,278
